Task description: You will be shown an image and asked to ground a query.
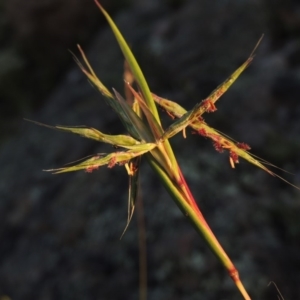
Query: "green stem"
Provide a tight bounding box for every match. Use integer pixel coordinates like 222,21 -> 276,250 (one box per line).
147,156 -> 251,300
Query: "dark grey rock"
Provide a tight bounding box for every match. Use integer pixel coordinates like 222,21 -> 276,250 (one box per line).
1,1 -> 300,300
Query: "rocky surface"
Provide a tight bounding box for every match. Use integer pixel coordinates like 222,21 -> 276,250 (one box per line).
1,0 -> 300,299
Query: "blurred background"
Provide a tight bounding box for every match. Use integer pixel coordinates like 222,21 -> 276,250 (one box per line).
1,0 -> 300,299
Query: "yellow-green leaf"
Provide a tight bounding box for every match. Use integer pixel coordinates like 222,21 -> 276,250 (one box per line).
48,143 -> 156,174
73,46 -> 113,99
56,126 -> 140,147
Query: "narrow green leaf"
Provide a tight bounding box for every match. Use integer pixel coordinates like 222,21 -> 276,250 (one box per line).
94,0 -> 160,123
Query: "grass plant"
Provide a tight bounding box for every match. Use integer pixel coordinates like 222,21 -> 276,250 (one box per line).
30,1 -> 299,299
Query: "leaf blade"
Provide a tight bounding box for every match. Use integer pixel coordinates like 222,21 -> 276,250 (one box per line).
94,0 -> 160,123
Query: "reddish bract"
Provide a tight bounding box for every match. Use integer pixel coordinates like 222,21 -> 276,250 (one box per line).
213,141 -> 224,153
236,142 -> 251,150
108,156 -> 117,168
85,165 -> 99,173
202,99 -> 217,112
198,128 -> 207,137
230,151 -> 239,163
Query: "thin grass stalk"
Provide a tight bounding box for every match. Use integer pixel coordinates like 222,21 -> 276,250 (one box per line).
148,158 -> 251,299
93,3 -> 251,298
